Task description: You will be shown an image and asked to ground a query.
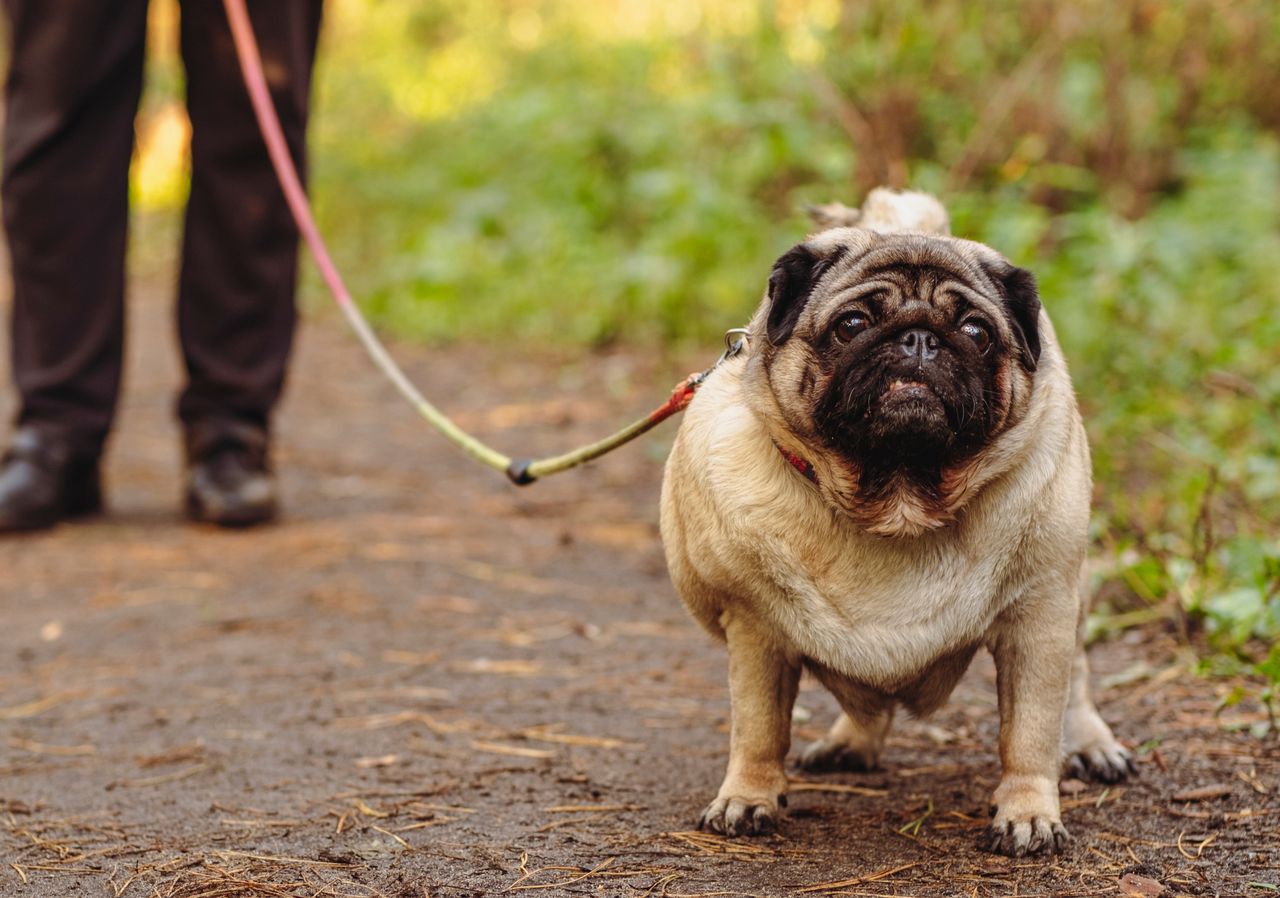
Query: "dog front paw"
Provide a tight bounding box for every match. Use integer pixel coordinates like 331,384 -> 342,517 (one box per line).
698,795 -> 783,837
979,815 -> 1070,857
984,774 -> 1069,857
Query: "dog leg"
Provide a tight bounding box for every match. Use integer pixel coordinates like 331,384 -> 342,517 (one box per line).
797,663 -> 895,772
1062,637 -> 1136,783
981,592 -> 1075,857
798,707 -> 894,772
699,613 -> 800,837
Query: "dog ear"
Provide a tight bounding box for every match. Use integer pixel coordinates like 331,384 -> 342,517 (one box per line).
983,260 -> 1042,371
766,244 -> 848,346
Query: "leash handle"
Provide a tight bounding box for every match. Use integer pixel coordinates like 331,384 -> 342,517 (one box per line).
223,0 -> 726,483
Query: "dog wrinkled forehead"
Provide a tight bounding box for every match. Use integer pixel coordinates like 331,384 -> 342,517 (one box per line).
816,230 -> 1000,295
763,230 -> 1042,369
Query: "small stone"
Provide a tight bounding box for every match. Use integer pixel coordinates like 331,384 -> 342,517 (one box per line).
1119,872 -> 1165,897
920,723 -> 957,744
1059,778 -> 1088,796
354,753 -> 399,768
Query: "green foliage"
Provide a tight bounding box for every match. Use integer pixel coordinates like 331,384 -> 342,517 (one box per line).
311,13 -> 834,344
299,1 -> 1280,710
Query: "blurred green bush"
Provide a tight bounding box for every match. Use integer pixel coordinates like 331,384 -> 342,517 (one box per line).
308,0 -> 1280,344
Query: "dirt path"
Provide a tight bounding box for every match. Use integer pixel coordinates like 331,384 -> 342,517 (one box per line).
0,288 -> 1277,898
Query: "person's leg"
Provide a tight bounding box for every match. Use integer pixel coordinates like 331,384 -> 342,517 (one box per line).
176,0 -> 322,526
0,0 -> 148,531
176,0 -> 322,434
2,0 -> 148,454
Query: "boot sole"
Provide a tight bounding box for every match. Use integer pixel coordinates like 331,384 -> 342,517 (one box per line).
0,481 -> 102,533
0,506 -> 64,533
185,492 -> 278,528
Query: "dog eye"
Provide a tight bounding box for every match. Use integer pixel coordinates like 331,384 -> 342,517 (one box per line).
960,320 -> 992,353
835,312 -> 870,342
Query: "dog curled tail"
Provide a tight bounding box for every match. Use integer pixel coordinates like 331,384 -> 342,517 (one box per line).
806,187 -> 951,236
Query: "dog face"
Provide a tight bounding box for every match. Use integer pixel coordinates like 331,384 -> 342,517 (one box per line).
753,228 -> 1043,535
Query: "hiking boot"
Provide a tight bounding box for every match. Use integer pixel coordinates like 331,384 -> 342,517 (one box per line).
184,419 -> 278,528
0,426 -> 102,533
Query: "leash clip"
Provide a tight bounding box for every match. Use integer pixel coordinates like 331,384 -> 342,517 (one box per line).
720,327 -> 749,363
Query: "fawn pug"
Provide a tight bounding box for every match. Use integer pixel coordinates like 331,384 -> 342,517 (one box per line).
660,190 -> 1133,856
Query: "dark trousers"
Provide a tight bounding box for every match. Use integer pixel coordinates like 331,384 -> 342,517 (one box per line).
2,0 -> 323,456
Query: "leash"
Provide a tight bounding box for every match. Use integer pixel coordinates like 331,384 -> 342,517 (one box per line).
222,0 -> 741,485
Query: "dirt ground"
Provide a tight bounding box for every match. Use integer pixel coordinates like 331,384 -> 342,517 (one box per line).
1,287 -> 1277,898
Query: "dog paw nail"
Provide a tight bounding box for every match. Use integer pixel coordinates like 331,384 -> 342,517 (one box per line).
752,808 -> 777,834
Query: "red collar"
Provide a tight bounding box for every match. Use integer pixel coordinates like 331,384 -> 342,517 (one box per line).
774,442 -> 818,485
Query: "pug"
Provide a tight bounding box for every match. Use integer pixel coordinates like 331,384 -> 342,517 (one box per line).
659,189 -> 1134,856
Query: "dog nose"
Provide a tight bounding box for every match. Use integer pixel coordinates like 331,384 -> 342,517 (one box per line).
899,329 -> 939,361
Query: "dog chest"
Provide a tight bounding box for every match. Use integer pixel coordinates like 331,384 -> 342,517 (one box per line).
744,522 -> 1018,688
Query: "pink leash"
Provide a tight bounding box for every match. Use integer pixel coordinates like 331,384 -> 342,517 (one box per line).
222,0 -> 735,483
